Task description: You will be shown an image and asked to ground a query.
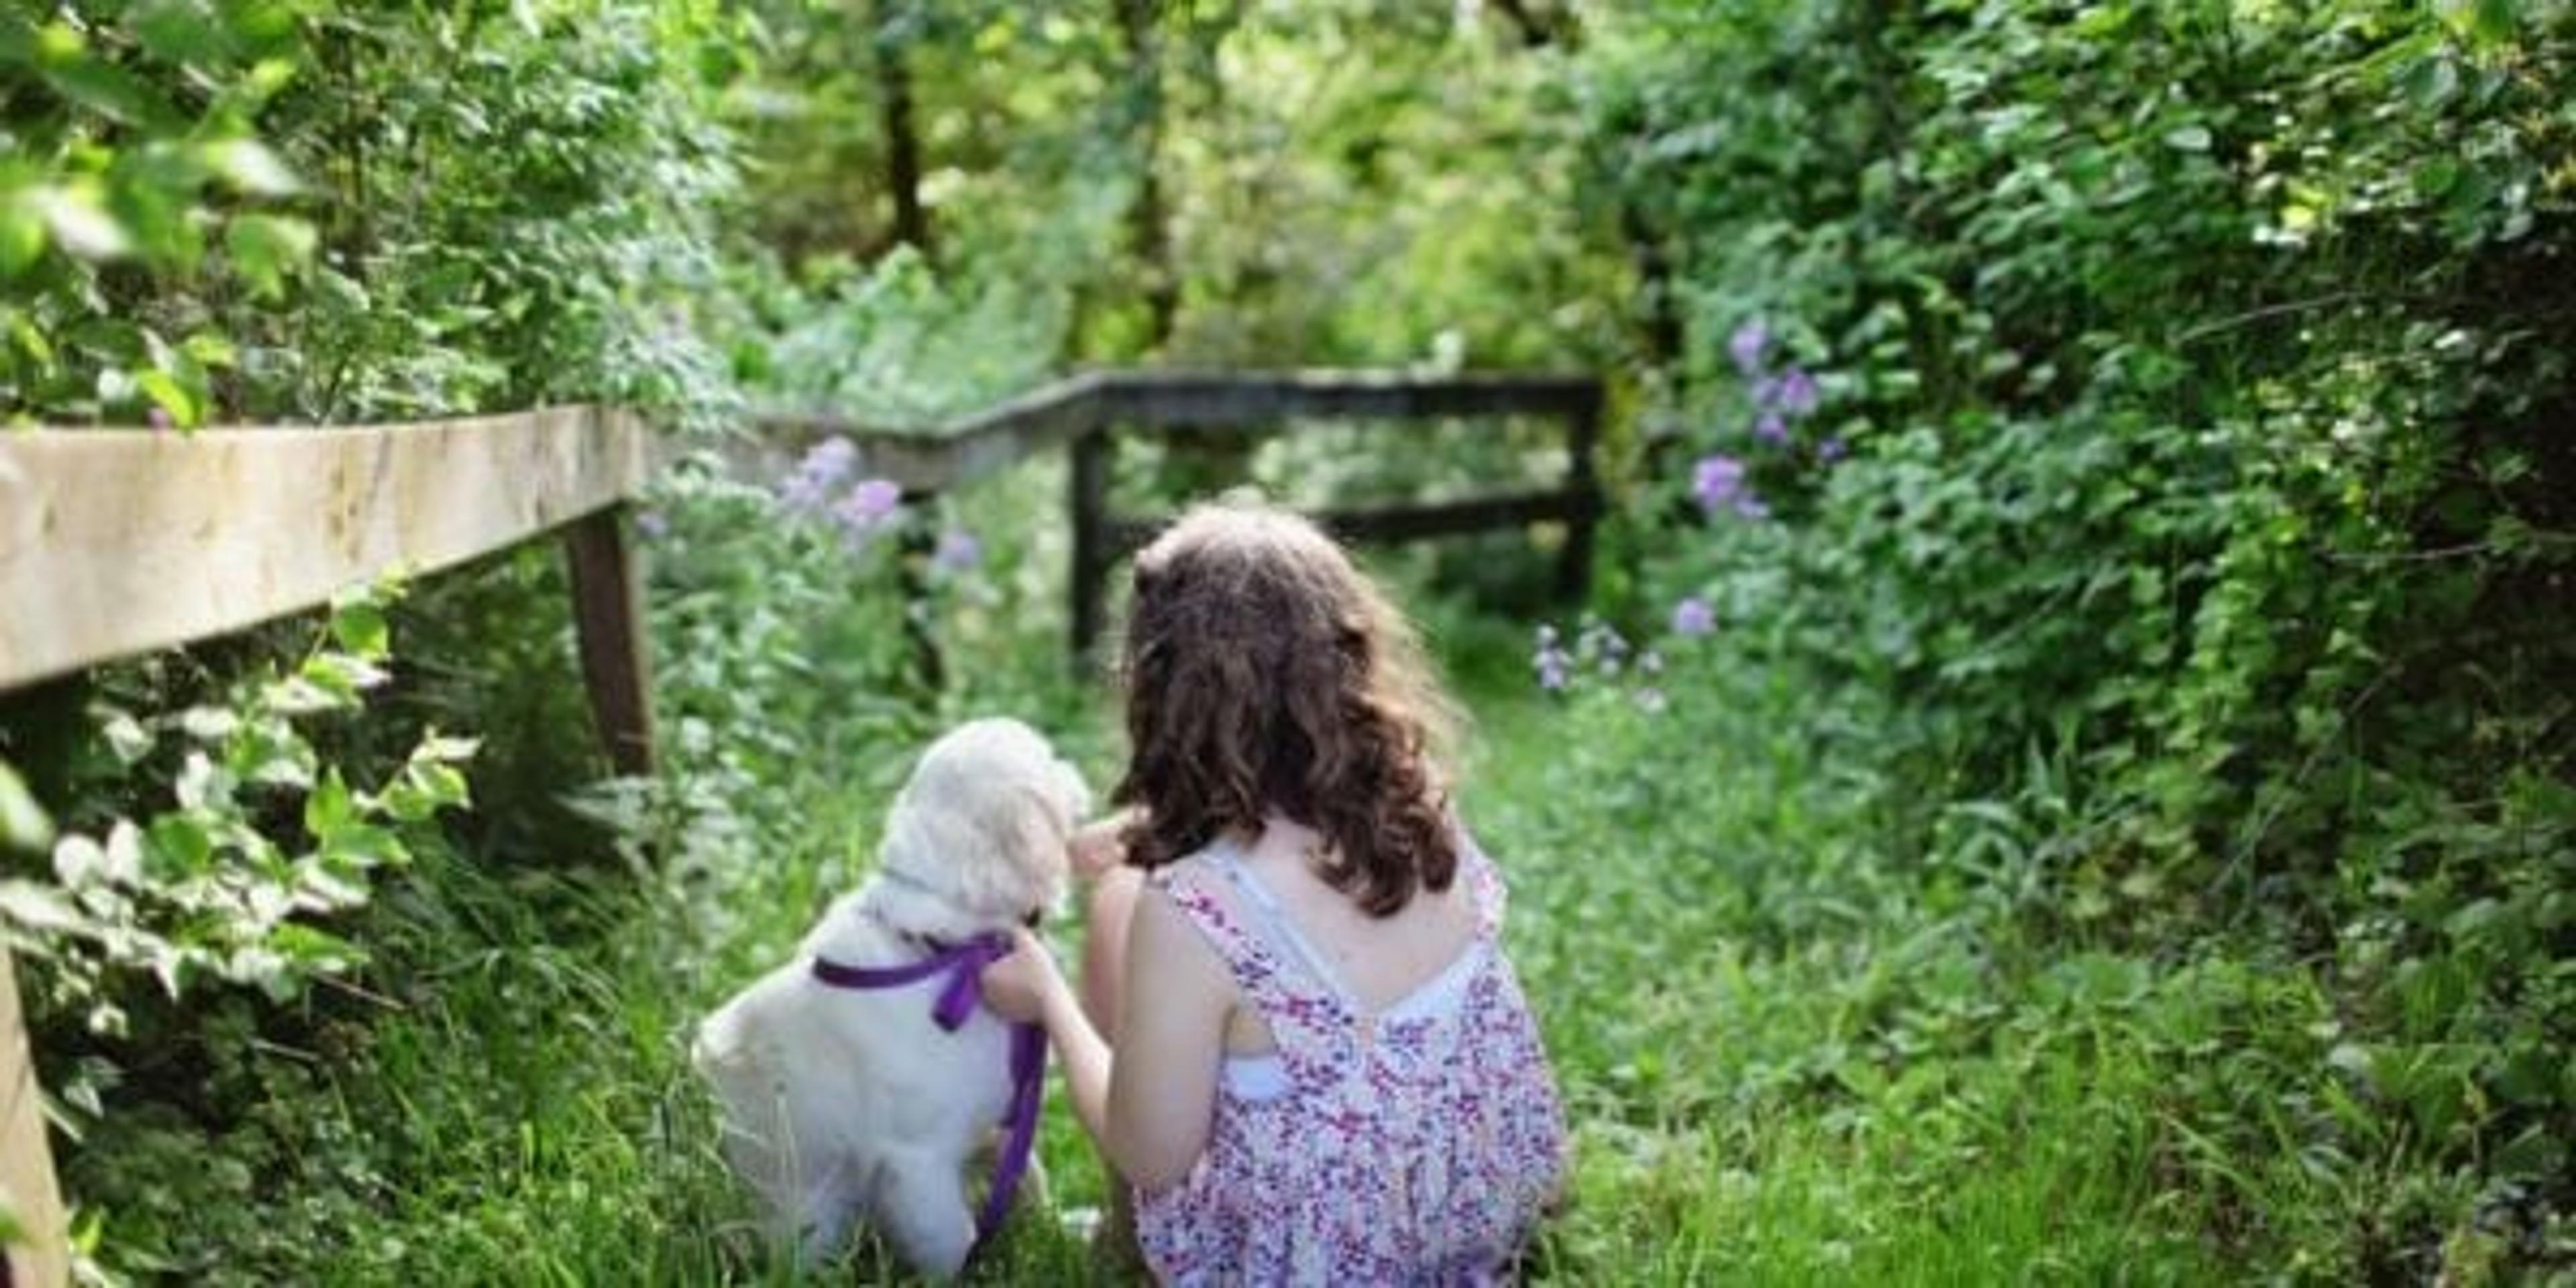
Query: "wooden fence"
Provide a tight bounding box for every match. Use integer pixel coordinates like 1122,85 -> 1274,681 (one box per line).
0,406 -> 655,1287
0,369 -> 1602,1283
759,369 -> 1606,657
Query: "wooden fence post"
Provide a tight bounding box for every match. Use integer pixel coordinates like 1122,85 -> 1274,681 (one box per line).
561,506 -> 657,777
1558,386 -> 1604,604
1068,429 -> 1112,666
895,506 -> 947,693
1,948 -> 68,1288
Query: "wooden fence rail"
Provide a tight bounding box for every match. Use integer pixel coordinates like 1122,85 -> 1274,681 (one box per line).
0,405 -> 656,1286
759,369 -> 1606,659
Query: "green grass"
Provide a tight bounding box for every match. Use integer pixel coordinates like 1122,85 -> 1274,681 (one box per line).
1462,683 -> 2239,1285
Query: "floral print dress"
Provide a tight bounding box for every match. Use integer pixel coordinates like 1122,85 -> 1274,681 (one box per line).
1135,833 -> 1567,1285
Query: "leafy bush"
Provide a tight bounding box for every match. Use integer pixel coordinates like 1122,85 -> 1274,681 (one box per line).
0,590 -> 472,1033
2,0 -> 744,429
1584,0 -> 2573,1274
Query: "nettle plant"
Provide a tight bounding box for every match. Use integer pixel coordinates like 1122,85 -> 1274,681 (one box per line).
0,587 -> 472,1033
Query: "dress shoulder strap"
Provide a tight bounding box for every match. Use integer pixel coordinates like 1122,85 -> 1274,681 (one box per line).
1145,853 -> 1336,1022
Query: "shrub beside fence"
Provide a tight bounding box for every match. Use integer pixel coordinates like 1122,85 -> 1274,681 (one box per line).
0,406 -> 654,1286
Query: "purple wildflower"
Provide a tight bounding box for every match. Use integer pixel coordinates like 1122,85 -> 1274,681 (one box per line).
1733,494 -> 1772,521
1692,454 -> 1747,512
1774,368 -> 1820,417
1728,321 -> 1769,376
1672,596 -> 1717,637
1754,412 -> 1790,446
931,527 -> 982,572
782,436 -> 859,511
833,478 -> 904,544
1535,647 -> 1570,692
1819,435 -> 1849,464
1752,368 -> 1821,419
1532,623 -> 1572,692
147,406 -> 174,431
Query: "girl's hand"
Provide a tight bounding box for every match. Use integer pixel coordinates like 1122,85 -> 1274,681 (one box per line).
1068,813 -> 1131,879
979,926 -> 1067,1024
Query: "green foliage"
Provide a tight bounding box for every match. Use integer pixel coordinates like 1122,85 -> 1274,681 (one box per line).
740,248 -> 1069,427
2,0 -> 746,428
1493,625 -> 2572,1281
0,0 -> 313,427
0,587 -> 472,1032
1586,0 -> 2575,1275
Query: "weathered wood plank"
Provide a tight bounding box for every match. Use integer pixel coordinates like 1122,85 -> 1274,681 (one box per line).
560,507 -> 657,777
1,947 -> 68,1288
751,370 -> 1597,493
1104,488 -> 1601,560
1099,370 -> 1601,428
0,407 -> 653,695
755,374 -> 1108,494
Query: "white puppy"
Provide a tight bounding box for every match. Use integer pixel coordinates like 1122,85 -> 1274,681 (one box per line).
693,717 -> 1089,1274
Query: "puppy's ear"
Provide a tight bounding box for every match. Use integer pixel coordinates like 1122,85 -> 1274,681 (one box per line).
983,772 -> 1079,916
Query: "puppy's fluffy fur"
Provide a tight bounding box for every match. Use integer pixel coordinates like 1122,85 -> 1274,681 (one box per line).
693,718 -> 1088,1273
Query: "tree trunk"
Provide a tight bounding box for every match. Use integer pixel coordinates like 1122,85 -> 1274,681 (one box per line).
1117,0 -> 1177,350
875,7 -> 933,257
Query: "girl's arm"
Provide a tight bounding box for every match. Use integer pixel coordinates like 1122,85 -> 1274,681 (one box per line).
987,889 -> 1228,1190
1099,884 -> 1227,1188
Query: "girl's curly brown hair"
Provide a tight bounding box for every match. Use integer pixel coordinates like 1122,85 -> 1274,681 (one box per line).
1113,502 -> 1462,916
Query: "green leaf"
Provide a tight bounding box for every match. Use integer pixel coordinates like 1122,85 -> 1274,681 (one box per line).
0,877 -> 88,934
2438,0 -> 2520,45
179,705 -> 240,742
135,368 -> 201,429
181,331 -> 239,368
146,814 -> 215,875
99,708 -> 154,764
30,184 -> 129,260
329,599 -> 390,659
0,201 -> 44,276
133,0 -> 234,64
304,769 -> 355,841
268,923 -> 364,970
39,52 -> 181,129
299,651 -> 388,700
0,760 -> 52,853
201,139 -> 301,197
224,213 -> 315,299
2162,125 -> 2212,153
5,309 -> 52,364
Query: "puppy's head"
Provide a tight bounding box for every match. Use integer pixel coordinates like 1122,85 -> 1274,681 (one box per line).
877,717 -> 1089,926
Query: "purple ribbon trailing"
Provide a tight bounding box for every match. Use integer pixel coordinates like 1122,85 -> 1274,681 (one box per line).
810,932 -> 1046,1261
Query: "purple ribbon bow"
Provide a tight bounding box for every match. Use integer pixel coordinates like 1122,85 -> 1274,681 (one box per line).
810,932 -> 1046,1260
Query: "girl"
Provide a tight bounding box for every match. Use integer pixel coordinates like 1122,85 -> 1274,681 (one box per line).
980,501 -> 1567,1284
